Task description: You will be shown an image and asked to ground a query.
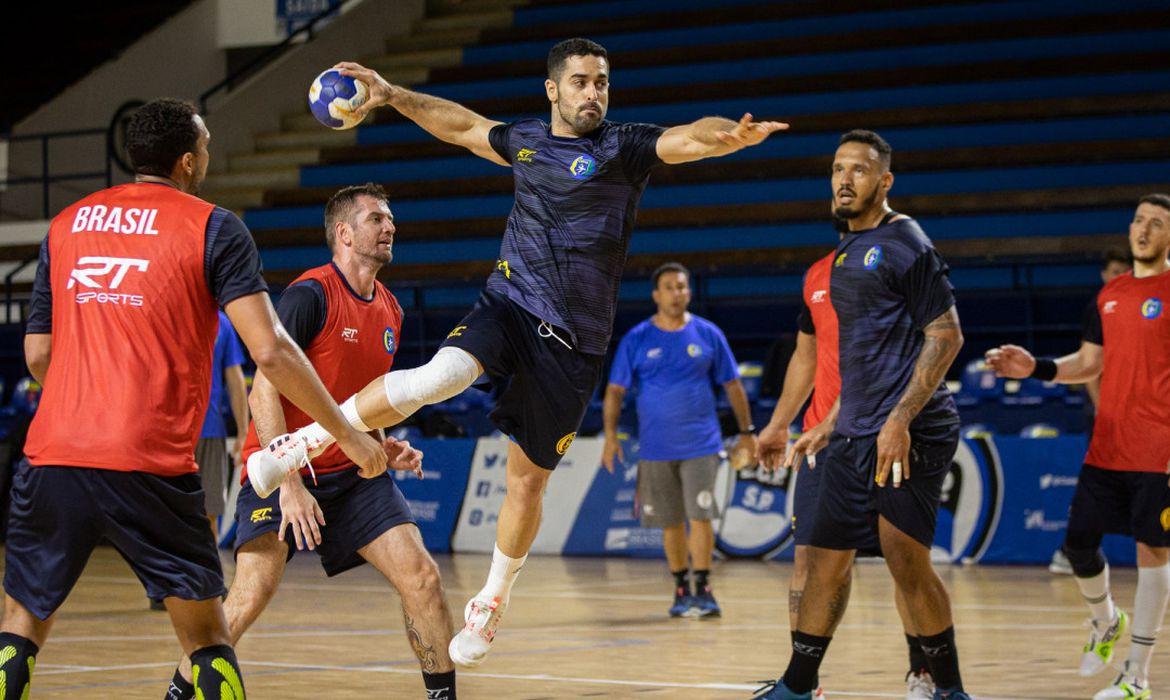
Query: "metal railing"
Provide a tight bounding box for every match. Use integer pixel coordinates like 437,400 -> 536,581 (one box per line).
0,128 -> 115,220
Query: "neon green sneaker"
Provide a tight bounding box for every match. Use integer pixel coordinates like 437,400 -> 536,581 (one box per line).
1093,661 -> 1151,699
1080,609 -> 1128,676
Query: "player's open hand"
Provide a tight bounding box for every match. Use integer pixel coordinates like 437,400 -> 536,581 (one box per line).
278,473 -> 325,551
601,435 -> 624,474
756,422 -> 790,471
875,417 -> 911,488
984,344 -> 1036,379
333,61 -> 397,119
336,428 -> 388,479
715,113 -> 789,149
785,420 -> 832,471
384,437 -> 424,479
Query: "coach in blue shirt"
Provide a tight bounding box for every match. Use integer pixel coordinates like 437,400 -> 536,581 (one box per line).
602,262 -> 757,619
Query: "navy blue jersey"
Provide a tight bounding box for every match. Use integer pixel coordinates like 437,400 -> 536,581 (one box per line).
830,217 -> 959,437
486,119 -> 665,355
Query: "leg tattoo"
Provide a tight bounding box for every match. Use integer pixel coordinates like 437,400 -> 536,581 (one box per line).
405,614 -> 438,673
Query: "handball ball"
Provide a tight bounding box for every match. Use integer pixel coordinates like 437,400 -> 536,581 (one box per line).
308,69 -> 368,130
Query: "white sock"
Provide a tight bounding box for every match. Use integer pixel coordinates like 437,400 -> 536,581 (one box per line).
295,395 -> 368,456
1075,564 -> 1116,624
480,544 -> 527,601
1128,563 -> 1170,682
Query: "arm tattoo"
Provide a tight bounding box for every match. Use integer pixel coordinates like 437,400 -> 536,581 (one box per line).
404,614 -> 439,673
890,308 -> 963,424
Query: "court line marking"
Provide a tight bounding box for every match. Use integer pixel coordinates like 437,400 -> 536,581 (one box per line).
79,575 -> 1088,613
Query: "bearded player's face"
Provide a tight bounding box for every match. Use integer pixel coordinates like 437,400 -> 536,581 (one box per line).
349,195 -> 395,265
547,55 -> 609,135
1129,202 -> 1170,264
831,142 -> 888,220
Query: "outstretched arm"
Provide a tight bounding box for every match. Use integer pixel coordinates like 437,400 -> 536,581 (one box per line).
335,62 -> 507,166
655,112 -> 788,164
875,306 -> 964,487
984,342 -> 1103,384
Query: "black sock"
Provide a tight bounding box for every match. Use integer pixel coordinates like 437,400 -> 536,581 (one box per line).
781,630 -> 832,694
919,627 -> 962,692
906,633 -> 929,676
790,631 -> 819,688
165,666 -> 196,700
671,568 -> 691,595
190,644 -> 245,699
423,669 -> 456,699
693,569 -> 710,593
0,632 -> 39,700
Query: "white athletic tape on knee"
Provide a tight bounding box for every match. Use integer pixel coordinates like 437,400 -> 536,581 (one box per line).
383,346 -> 480,417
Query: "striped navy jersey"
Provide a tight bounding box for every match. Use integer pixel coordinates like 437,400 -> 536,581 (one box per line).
830,216 -> 960,438
486,118 -> 665,355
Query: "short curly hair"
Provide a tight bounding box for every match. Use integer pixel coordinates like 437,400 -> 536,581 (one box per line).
125,99 -> 201,177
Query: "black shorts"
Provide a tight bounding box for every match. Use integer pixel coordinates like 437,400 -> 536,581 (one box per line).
792,456 -> 882,555
1065,464 -> 1170,549
234,468 -> 415,576
810,425 -> 960,551
3,460 -> 224,620
441,290 -> 604,469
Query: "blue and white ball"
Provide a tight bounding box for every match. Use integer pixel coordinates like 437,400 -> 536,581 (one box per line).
308,69 -> 368,130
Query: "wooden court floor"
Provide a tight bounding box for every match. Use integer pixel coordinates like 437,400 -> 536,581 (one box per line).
2,548 -> 1165,699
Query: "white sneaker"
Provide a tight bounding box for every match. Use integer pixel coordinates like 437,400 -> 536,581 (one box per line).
1048,549 -> 1073,575
1093,661 -> 1151,699
1080,610 -> 1128,677
905,671 -> 935,700
247,433 -> 313,498
448,593 -> 507,667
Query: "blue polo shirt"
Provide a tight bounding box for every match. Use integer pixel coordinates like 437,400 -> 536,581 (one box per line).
200,310 -> 246,439
609,314 -> 739,461
830,216 -> 960,438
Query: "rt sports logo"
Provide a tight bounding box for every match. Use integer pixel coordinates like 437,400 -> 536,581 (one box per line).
67,256 -> 149,307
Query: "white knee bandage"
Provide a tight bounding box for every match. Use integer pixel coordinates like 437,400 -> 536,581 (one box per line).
384,346 -> 481,417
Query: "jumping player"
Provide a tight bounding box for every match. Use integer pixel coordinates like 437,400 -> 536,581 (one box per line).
756,230 -> 936,699
4,99 -> 385,700
986,194 -> 1170,700
245,37 -> 787,667
756,130 -> 969,699
164,183 -> 456,700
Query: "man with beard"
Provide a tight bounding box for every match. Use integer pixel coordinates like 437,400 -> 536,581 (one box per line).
244,37 -> 787,667
162,183 -> 456,700
757,130 -> 969,699
3,99 -> 386,700
986,195 -> 1170,700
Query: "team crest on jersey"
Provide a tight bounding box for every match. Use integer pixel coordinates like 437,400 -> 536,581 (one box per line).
863,246 -> 883,270
569,154 -> 596,179
556,432 -> 577,455
383,327 -> 396,354
1141,298 -> 1162,319
687,343 -> 702,358
834,253 -> 848,267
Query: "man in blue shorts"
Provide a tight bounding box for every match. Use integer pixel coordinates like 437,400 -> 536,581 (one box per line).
244,37 -> 787,667
756,131 -> 969,700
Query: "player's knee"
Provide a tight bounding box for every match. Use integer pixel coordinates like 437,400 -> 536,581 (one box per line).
384,347 -> 480,416
1061,542 -> 1106,578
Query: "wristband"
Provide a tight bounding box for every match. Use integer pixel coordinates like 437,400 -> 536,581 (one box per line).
1030,358 -> 1058,382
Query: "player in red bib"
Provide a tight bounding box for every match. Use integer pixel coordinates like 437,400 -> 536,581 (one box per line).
3,99 -> 386,700
757,238 -> 936,699
164,184 -> 456,700
987,194 -> 1170,700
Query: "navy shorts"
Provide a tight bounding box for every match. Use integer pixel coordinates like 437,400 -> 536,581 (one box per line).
1065,464 -> 1170,549
441,290 -> 604,469
4,460 -> 224,620
792,456 -> 881,555
234,468 -> 415,576
810,425 -> 960,550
